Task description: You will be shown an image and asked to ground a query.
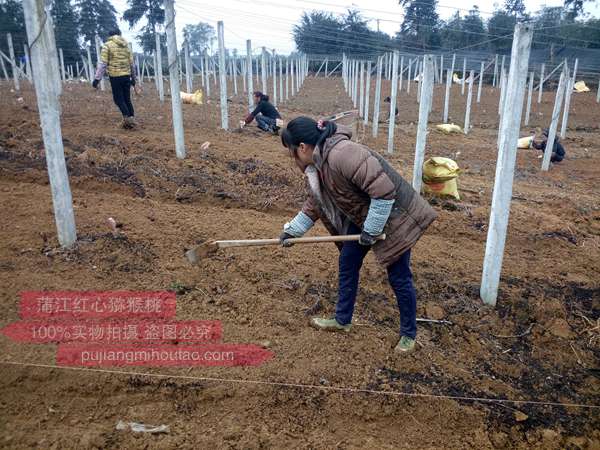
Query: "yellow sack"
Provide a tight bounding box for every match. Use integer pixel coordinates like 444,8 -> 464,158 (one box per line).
422,157 -> 460,200
518,136 -> 533,149
180,90 -> 203,105
436,123 -> 463,134
573,81 -> 590,93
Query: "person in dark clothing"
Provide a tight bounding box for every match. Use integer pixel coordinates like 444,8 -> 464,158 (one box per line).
533,128 -> 566,163
242,91 -> 282,134
93,28 -> 137,129
380,96 -> 399,123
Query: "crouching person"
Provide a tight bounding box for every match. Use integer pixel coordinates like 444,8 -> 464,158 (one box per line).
242,91 -> 282,134
533,128 -> 566,163
279,117 -> 437,353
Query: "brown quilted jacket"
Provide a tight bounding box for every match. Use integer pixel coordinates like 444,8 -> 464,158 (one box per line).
301,125 -> 437,267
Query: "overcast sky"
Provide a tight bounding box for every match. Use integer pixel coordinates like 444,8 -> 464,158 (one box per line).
110,0 -> 600,54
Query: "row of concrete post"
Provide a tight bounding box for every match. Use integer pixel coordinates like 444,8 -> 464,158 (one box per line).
339,24 -> 594,306
9,0 -> 598,309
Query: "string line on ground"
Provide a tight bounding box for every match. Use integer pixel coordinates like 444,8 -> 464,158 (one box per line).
1,360 -> 598,410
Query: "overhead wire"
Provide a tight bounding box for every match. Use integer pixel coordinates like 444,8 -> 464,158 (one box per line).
173,2 -> 600,74
176,0 -> 600,51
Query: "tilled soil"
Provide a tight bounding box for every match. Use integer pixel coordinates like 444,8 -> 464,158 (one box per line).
0,77 -> 598,449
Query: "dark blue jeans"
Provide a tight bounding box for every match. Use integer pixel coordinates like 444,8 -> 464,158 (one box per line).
109,75 -> 134,118
256,114 -> 276,132
335,224 -> 417,339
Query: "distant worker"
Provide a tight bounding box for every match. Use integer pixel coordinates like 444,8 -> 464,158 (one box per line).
533,128 -> 566,163
93,29 -> 137,129
380,96 -> 399,124
240,91 -> 282,134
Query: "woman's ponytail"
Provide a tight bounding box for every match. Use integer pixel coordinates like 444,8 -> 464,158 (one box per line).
315,120 -> 337,151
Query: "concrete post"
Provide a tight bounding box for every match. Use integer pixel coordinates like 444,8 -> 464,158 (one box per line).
203,52 -> 210,97
184,41 -> 193,93
399,55 -> 404,92
387,51 -> 399,154
461,57 -> 467,95
22,0 -> 76,247
285,57 -> 289,100
481,23 -> 534,306
560,58 -> 577,139
24,43 -> 32,82
477,60 -> 484,103
58,48 -> 67,83
95,35 -> 105,91
372,55 -> 383,137
352,59 -> 357,103
524,71 -> 533,126
279,57 -> 283,104
493,54 -> 498,87
541,67 -> 567,171
86,45 -> 93,82
217,21 -> 228,130
165,0 -> 186,158
290,58 -> 295,96
407,59 -> 412,94
464,70 -> 474,134
270,51 -> 276,106
443,69 -> 451,123
154,32 -> 164,101
359,60 -> 365,117
413,55 -> 434,193
364,60 -> 371,126
0,50 -> 8,80
537,63 -> 545,103
7,33 -> 20,91
246,40 -> 253,109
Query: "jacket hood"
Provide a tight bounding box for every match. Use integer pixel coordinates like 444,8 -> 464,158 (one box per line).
313,124 -> 353,169
108,35 -> 128,47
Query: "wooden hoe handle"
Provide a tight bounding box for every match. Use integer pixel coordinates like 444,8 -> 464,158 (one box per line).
214,233 -> 386,249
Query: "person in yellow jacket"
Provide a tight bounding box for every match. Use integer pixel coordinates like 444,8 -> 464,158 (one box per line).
93,29 -> 137,129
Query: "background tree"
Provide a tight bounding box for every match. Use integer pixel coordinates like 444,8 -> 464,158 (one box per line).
51,0 -> 81,65
76,0 -> 119,51
531,6 -> 563,56
293,11 -> 343,55
461,7 -> 487,50
293,9 -> 391,56
136,28 -> 166,55
182,22 -> 214,55
342,9 -> 383,55
487,10 -> 517,52
122,0 -> 164,55
563,0 -> 592,20
504,0 -> 526,18
0,0 -> 26,60
440,12 -> 463,50
396,0 -> 441,51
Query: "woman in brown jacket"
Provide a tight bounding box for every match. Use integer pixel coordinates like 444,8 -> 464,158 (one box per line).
279,117 -> 436,353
